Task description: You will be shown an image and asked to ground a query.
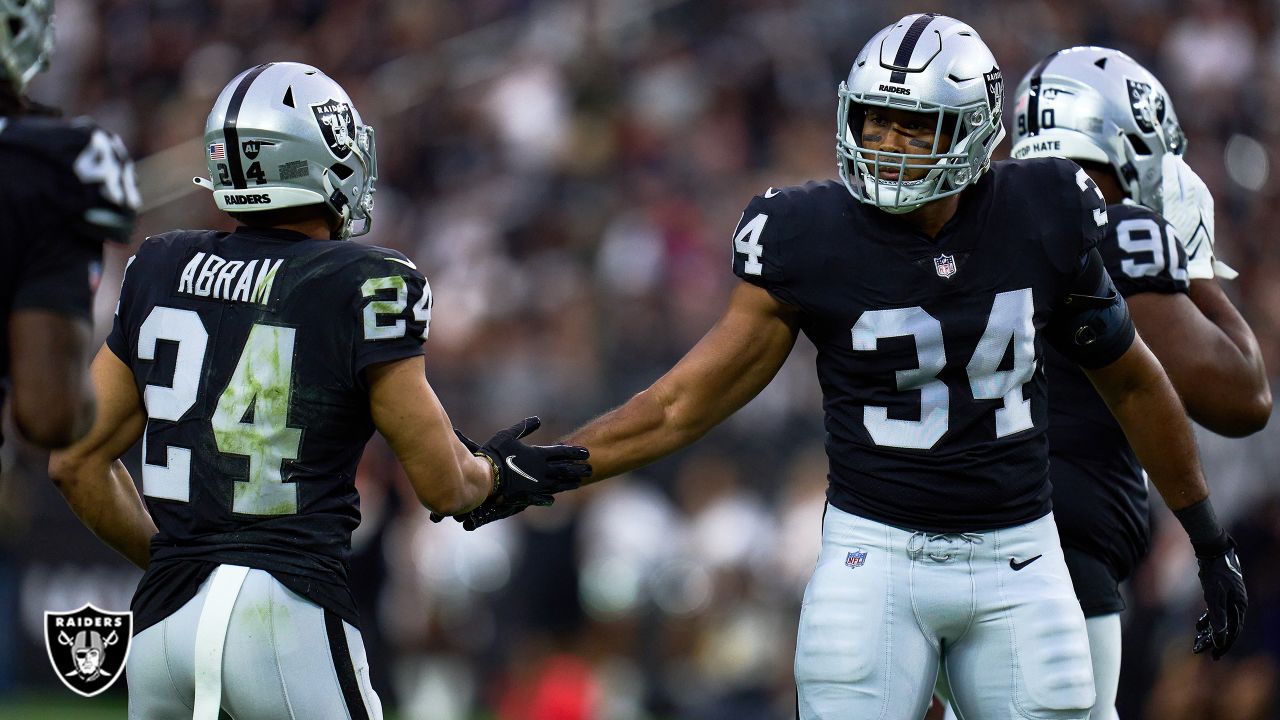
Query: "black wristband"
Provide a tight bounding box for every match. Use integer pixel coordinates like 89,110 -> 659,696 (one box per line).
1173,497 -> 1230,557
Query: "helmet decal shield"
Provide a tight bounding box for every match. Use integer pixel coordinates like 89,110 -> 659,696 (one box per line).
311,99 -> 355,160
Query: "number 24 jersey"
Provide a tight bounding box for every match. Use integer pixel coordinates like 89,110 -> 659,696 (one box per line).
107,226 -> 430,631
732,158 -> 1120,533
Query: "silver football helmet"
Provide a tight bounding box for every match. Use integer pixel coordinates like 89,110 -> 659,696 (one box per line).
837,14 -> 1006,214
0,0 -> 53,93
1010,47 -> 1185,212
195,62 -> 377,239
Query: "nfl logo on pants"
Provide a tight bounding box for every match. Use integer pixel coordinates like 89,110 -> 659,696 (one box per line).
846,550 -> 868,569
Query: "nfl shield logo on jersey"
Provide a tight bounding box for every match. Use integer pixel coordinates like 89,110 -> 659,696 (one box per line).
934,254 -> 957,279
845,549 -> 868,569
44,604 -> 132,697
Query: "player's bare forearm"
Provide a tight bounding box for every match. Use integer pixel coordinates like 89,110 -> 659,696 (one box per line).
1128,283 -> 1270,436
9,310 -> 95,447
1187,279 -> 1271,429
1085,338 -> 1208,511
565,282 -> 799,482
49,347 -> 154,569
61,460 -> 155,570
367,356 -> 493,515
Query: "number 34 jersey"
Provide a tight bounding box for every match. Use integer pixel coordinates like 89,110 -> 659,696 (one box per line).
107,226 -> 430,631
732,158 -> 1121,533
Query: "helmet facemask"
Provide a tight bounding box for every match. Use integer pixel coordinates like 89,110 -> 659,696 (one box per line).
838,87 -> 998,214
0,0 -> 53,94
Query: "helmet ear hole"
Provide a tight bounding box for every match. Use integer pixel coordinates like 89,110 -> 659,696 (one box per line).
8,18 -> 23,37
329,163 -> 353,180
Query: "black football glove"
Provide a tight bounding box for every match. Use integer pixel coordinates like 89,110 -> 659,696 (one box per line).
430,417 -> 590,531
1191,537 -> 1247,660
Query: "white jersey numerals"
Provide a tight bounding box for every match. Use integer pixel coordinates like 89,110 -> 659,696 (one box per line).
852,288 -> 1037,450
211,324 -> 304,515
362,274 -> 431,341
1116,217 -> 1188,283
1075,167 -> 1107,228
138,305 -> 303,515
733,213 -> 768,276
74,128 -> 141,209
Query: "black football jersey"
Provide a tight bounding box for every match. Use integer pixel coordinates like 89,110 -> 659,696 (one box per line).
106,227 -> 430,631
732,158 -> 1122,532
1047,201 -> 1188,580
0,115 -> 138,386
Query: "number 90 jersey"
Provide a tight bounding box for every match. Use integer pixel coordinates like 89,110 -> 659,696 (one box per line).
732,158 -> 1123,533
107,226 -> 430,630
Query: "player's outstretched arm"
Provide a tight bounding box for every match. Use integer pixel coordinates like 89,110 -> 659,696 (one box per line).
1085,339 -> 1246,659
9,309 -> 96,448
48,346 -> 155,570
564,281 -> 800,483
367,355 -> 496,516
1128,281 -> 1271,437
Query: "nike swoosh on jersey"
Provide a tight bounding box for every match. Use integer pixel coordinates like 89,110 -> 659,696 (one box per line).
505,456 -> 537,483
764,187 -> 781,198
384,256 -> 417,270
1009,555 -> 1043,571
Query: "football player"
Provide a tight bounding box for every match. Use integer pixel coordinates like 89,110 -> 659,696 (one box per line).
940,47 -> 1269,720
442,14 -> 1248,720
0,0 -> 138,449
47,62 -> 589,720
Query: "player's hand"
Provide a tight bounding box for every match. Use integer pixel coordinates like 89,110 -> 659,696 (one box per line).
1191,537 -> 1247,660
430,417 -> 590,531
1160,154 -> 1237,280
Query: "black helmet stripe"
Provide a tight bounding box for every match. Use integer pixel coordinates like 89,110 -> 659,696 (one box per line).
222,63 -> 275,189
888,13 -> 938,84
1025,51 -> 1062,135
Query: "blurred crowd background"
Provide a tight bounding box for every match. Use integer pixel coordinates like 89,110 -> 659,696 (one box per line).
2,0 -> 1279,718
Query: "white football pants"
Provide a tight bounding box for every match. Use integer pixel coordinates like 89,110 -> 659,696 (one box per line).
795,506 -> 1094,720
943,591 -> 1123,720
127,564 -> 382,720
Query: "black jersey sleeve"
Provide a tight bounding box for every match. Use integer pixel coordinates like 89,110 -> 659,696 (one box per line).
105,238 -> 155,365
1099,202 -> 1189,298
729,187 -> 806,306
350,248 -> 431,378
11,223 -> 101,321
1045,247 -> 1136,369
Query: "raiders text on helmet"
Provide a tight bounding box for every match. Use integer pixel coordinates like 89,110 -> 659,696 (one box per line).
195,62 -> 377,239
1010,47 -> 1185,213
837,14 -> 1006,214
0,0 -> 53,93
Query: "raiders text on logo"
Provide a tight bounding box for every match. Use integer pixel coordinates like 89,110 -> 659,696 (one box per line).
45,604 -> 132,697
311,98 -> 356,159
224,193 -> 272,205
878,84 -> 911,95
